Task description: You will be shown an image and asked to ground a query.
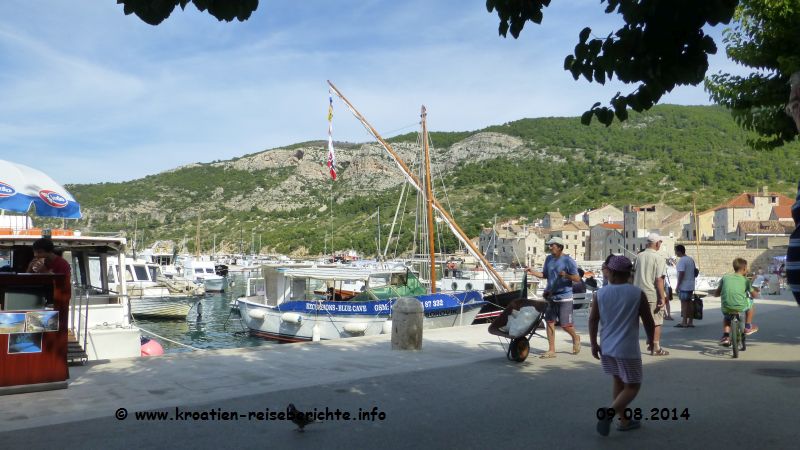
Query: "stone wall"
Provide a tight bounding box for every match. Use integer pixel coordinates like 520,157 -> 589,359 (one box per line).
678,241 -> 786,276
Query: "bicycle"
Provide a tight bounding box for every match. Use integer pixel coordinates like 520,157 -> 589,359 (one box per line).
727,312 -> 746,358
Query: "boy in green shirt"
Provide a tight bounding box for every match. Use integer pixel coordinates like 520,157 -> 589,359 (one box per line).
714,258 -> 759,346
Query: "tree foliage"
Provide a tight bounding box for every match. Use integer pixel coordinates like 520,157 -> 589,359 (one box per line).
705,0 -> 800,148
487,0 -> 738,127
116,0 -> 258,25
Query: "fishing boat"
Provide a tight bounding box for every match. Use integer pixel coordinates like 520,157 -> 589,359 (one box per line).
237,266 -> 484,341
238,82 -> 521,341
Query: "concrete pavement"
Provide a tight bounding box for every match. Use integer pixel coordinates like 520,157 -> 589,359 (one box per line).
1,292 -> 798,449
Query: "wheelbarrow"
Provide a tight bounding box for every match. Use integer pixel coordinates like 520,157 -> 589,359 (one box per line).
488,298 -> 548,362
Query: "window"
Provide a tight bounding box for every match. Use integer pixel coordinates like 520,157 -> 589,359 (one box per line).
133,265 -> 149,281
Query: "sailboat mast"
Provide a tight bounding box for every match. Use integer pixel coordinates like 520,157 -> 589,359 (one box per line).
327,80 -> 510,292
195,214 -> 201,257
421,106 -> 437,293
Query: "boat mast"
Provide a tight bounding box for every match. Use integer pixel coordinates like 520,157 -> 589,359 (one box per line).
327,80 -> 510,292
195,214 -> 201,257
421,106 -> 437,293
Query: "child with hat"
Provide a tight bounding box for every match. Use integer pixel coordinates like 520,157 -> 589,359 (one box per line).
589,255 -> 656,436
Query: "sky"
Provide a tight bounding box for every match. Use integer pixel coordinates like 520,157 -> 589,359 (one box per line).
0,0 -> 747,184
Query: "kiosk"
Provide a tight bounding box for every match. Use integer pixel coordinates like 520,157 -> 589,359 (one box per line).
0,273 -> 70,395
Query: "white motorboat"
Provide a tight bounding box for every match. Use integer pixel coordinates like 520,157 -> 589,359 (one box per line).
178,257 -> 225,292
107,257 -> 201,319
0,229 -> 144,362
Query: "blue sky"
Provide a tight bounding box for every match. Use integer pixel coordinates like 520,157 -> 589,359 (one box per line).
0,0 -> 745,184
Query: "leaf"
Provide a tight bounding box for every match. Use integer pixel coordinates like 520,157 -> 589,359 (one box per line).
499,20 -> 509,37
581,65 -> 593,82
580,110 -> 593,125
579,27 -> 591,43
594,69 -> 606,84
614,105 -> 628,121
564,55 -> 575,70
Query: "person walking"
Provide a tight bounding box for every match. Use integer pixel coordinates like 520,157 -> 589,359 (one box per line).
632,233 -> 669,356
674,245 -> 697,328
527,236 -> 582,358
590,255 -> 655,435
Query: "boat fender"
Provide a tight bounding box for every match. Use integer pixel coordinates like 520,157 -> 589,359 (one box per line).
248,309 -> 267,320
141,337 -> 165,357
381,320 -> 392,334
343,322 -> 368,334
280,312 -> 303,324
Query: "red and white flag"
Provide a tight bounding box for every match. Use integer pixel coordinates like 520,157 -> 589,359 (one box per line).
327,91 -> 337,180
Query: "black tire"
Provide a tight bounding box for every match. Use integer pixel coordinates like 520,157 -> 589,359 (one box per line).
507,337 -> 530,362
731,317 -> 739,359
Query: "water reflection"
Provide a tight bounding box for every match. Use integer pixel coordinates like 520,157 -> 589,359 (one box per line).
133,272 -> 273,354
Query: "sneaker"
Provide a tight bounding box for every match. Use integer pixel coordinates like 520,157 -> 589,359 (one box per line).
719,336 -> 731,346
744,325 -> 759,336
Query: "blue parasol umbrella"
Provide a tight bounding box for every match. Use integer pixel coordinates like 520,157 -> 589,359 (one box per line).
0,159 -> 81,219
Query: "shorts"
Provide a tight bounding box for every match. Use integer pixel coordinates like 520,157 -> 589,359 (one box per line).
648,301 -> 664,326
601,355 -> 643,384
723,309 -> 750,324
544,300 -> 573,326
678,290 -> 693,302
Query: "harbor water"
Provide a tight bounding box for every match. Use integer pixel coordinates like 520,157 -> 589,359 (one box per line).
132,271 -> 275,354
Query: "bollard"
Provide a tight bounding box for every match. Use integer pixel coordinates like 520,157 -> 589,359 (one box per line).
391,297 -> 423,350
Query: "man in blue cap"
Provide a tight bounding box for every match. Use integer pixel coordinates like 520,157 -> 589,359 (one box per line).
528,236 -> 582,358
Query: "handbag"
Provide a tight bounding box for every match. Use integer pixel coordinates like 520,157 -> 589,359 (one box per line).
692,295 -> 703,320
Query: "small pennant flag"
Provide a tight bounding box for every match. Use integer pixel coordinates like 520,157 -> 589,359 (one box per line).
327,91 -> 337,180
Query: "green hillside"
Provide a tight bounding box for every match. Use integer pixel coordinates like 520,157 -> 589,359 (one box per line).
48,105 -> 799,256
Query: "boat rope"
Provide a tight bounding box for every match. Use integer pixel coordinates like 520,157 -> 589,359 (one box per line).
384,180 -> 408,259
136,325 -> 205,351
392,177 -> 414,259
223,305 -> 246,332
129,307 -> 205,351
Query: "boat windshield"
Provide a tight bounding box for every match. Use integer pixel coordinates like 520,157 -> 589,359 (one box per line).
350,271 -> 426,301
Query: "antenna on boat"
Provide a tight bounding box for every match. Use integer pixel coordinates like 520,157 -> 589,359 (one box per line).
326,80 -> 510,292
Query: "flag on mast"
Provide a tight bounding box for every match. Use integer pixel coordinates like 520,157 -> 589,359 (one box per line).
327,91 -> 337,180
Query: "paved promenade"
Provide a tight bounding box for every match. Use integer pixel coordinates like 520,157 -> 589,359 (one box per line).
1,293 -> 798,449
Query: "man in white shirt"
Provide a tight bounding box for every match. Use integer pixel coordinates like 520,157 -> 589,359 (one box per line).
674,244 -> 697,328
633,233 -> 669,356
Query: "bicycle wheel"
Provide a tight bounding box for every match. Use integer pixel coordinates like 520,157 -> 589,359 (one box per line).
731,316 -> 739,359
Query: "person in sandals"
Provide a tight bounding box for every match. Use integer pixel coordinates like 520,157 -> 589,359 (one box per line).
590,255 -> 655,436
632,233 -> 670,356
528,236 -> 582,358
